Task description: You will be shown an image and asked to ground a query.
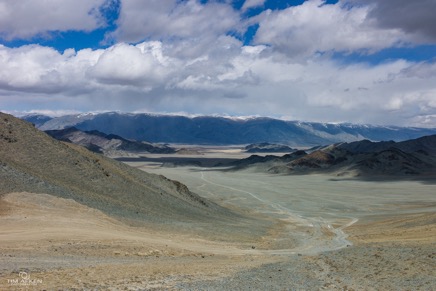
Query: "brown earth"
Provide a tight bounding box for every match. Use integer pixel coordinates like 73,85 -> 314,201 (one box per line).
0,192 -> 277,290
1,191 -> 435,290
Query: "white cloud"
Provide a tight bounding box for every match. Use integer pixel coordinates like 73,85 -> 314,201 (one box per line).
242,0 -> 266,11
3,40 -> 436,126
0,0 -> 110,40
254,0 -> 405,58
0,44 -> 104,95
112,0 -> 240,43
0,45 -> 68,92
88,42 -> 170,87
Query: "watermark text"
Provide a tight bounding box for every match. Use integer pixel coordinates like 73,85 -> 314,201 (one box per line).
7,272 -> 43,287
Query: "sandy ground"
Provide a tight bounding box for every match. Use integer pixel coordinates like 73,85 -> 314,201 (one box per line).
0,192 -> 280,290
1,156 -> 435,289
1,191 -> 435,290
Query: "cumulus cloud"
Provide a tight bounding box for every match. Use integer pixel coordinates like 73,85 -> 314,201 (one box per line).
351,0 -> 436,42
88,42 -> 170,87
0,45 -> 69,93
111,0 -> 240,43
254,0 -> 405,58
1,41 -> 436,126
0,44 -> 103,94
0,0 -> 112,40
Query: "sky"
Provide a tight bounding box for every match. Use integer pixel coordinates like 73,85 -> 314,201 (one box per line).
1,0 -> 436,127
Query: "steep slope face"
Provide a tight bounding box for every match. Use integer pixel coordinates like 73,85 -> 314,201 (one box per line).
29,112 -> 436,146
45,127 -> 175,155
351,148 -> 433,175
0,112 -> 229,224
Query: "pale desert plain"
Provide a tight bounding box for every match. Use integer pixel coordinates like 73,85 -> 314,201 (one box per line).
1,146 -> 435,290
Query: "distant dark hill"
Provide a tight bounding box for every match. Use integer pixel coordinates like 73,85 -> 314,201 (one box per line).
351,148 -> 433,176
45,127 -> 175,155
338,134 -> 436,155
287,148 -> 349,170
245,142 -> 295,153
231,135 -> 436,179
282,135 -> 436,177
231,150 -> 307,170
0,112 -> 235,225
23,112 -> 436,146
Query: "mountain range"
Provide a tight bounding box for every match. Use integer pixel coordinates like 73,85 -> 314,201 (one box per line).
22,112 -> 436,147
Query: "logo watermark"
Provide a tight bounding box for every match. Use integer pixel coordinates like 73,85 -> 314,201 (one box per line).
7,271 -> 43,287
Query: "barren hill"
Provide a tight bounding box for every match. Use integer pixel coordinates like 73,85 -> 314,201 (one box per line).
45,127 -> 175,155
0,112 -> 234,225
232,136 -> 436,179
245,142 -> 295,153
337,134 -> 436,155
284,146 -> 435,177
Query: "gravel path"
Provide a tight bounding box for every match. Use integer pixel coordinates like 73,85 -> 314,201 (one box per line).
176,243 -> 436,290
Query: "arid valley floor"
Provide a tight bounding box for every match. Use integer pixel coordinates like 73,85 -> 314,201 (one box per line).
1,145 -> 435,290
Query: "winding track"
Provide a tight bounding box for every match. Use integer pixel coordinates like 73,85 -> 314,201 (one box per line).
199,171 -> 358,255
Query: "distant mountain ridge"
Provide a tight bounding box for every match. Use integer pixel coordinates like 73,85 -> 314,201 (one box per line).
45,127 -> 175,155
245,142 -> 295,153
22,112 -> 436,146
233,135 -> 436,178
337,135 -> 436,155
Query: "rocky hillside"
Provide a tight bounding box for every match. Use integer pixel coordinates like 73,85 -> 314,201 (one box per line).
337,135 -> 436,155
0,112 -> 231,224
232,135 -> 436,178
23,112 -> 436,146
45,127 -> 175,155
231,151 -> 307,170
